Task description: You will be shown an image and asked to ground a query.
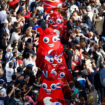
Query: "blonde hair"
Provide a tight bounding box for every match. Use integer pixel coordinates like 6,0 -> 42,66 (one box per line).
87,95 -> 94,105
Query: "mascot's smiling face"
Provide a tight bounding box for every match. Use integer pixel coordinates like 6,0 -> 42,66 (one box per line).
48,12 -> 64,28
47,11 -> 67,36
45,52 -> 63,68
42,79 -> 61,95
37,72 -> 65,104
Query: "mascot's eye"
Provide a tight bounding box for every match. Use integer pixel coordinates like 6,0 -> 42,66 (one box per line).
60,72 -> 65,78
43,37 -> 49,43
57,58 -> 62,63
42,83 -> 47,89
52,36 -> 58,42
49,58 -> 54,63
51,71 -> 57,76
56,19 -> 61,24
51,84 -> 56,90
49,20 -> 53,24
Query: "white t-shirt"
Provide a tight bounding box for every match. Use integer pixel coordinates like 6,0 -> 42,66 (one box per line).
0,10 -> 8,24
23,57 -> 38,76
5,52 -> 13,60
70,5 -> 79,14
10,32 -> 21,44
87,11 -> 93,21
0,86 -> 7,97
11,17 -> 17,24
5,66 -> 14,83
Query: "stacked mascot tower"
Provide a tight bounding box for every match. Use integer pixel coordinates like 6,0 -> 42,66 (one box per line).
36,0 -> 72,105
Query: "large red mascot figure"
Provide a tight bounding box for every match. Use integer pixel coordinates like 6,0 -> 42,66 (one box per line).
41,0 -> 67,13
37,72 -> 67,105
36,28 -> 64,69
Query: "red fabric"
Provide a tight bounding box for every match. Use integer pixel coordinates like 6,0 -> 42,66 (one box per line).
9,0 -> 20,9
55,64 -> 73,99
47,11 -> 67,36
37,73 -> 67,105
17,60 -> 23,65
41,0 -> 63,13
56,64 -> 72,85
23,12 -> 31,20
36,28 -> 64,69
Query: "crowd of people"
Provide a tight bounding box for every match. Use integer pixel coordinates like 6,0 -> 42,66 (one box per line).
0,0 -> 105,105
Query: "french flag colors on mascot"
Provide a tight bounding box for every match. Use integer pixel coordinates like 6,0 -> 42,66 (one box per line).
36,28 -> 64,69
47,11 -> 67,37
41,50 -> 73,82
44,50 -> 67,68
41,0 -> 63,13
37,72 -> 67,105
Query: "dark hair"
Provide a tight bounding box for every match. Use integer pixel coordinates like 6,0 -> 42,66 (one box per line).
1,3 -> 7,10
17,67 -> 23,73
12,74 -> 16,80
13,52 -> 17,57
9,62 -> 13,68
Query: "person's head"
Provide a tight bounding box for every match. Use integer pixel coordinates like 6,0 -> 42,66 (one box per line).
80,97 -> 85,104
3,19 -> 8,27
71,1 -> 75,5
88,32 -> 94,38
87,95 -> 94,105
77,72 -> 82,78
13,51 -> 18,58
33,17 -> 38,24
87,5 -> 92,12
3,33 -> 8,39
13,40 -> 18,46
17,67 -> 23,73
24,75 -> 30,83
1,3 -> 7,10
14,22 -> 20,29
0,79 -> 4,86
26,64 -> 33,71
15,28 -> 21,33
9,62 -> 13,68
12,74 -> 16,81
94,43 -> 99,51
6,45 -> 13,52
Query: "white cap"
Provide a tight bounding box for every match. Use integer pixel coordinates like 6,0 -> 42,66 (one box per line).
87,6 -> 91,11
